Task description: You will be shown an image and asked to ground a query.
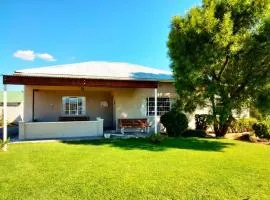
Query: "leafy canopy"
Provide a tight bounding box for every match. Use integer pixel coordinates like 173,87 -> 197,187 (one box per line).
168,0 -> 270,135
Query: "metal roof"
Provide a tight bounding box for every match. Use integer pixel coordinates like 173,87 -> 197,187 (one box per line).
14,61 -> 173,81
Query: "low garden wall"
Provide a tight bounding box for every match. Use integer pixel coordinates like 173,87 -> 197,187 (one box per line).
19,118 -> 104,140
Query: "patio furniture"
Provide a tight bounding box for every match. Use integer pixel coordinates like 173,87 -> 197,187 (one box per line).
118,118 -> 150,134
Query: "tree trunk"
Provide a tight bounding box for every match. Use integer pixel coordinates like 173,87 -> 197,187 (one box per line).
214,115 -> 233,137
210,95 -> 233,137
214,124 -> 230,137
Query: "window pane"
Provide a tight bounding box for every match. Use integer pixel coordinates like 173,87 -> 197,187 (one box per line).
78,98 -> 82,106
70,110 -> 76,115
70,103 -> 77,111
78,106 -> 83,115
146,97 -> 171,116
149,102 -> 154,107
65,103 -> 69,112
149,97 -> 154,101
62,96 -> 86,116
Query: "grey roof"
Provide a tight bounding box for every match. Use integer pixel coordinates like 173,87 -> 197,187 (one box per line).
14,61 -> 173,81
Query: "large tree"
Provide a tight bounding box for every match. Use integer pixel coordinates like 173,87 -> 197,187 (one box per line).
167,0 -> 270,137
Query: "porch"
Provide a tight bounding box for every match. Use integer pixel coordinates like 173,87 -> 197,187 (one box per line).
2,75 -> 160,141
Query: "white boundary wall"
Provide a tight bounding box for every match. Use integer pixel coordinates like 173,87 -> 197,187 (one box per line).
0,103 -> 23,123
19,118 -> 103,140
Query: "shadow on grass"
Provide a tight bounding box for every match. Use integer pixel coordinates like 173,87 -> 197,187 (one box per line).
62,137 -> 235,152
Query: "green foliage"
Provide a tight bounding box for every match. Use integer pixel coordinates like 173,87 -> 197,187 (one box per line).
168,0 -> 270,136
160,108 -> 188,137
182,129 -> 207,138
195,114 -> 212,130
149,133 -> 166,144
230,117 -> 257,133
254,85 -> 270,117
252,120 -> 270,139
250,106 -> 264,120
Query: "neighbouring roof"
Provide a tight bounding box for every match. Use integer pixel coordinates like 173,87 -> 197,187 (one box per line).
13,61 -> 173,81
0,91 -> 23,103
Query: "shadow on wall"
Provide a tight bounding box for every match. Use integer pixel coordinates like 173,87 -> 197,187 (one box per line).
13,115 -> 22,123
130,72 -> 173,80
62,137 -> 235,152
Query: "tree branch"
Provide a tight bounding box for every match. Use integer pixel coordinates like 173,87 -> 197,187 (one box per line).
217,55 -> 229,80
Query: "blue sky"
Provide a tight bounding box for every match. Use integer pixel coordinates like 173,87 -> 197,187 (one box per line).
0,0 -> 200,90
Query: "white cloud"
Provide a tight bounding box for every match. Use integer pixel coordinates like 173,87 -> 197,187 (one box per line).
13,50 -> 35,61
13,50 -> 56,62
36,53 -> 56,61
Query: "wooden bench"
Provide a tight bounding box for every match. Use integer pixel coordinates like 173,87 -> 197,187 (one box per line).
58,116 -> 90,121
118,118 -> 150,134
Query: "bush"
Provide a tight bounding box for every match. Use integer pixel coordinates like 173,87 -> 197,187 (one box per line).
160,108 -> 188,137
182,129 -> 207,138
252,121 -> 270,139
149,133 -> 166,144
195,114 -> 212,130
230,118 -> 257,133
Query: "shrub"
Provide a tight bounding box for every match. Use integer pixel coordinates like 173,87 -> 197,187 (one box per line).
149,133 -> 166,144
182,129 -> 207,138
195,114 -> 212,130
230,118 -> 257,133
160,108 -> 188,137
252,121 -> 270,139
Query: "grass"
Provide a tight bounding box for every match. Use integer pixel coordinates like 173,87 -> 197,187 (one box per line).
0,138 -> 270,200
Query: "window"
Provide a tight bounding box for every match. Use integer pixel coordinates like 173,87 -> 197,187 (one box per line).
146,97 -> 171,116
62,96 -> 86,116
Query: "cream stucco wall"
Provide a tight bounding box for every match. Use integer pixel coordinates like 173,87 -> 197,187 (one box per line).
19,119 -> 103,139
23,86 -> 113,129
23,83 -> 179,134
113,82 -> 178,131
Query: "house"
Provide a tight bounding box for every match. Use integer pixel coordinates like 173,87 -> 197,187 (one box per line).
2,61 -> 208,140
0,91 -> 23,124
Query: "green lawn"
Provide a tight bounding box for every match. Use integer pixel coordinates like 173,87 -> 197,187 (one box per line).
1,138 -> 269,200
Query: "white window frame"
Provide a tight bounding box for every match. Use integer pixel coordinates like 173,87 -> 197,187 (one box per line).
146,97 -> 171,116
62,96 -> 86,116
